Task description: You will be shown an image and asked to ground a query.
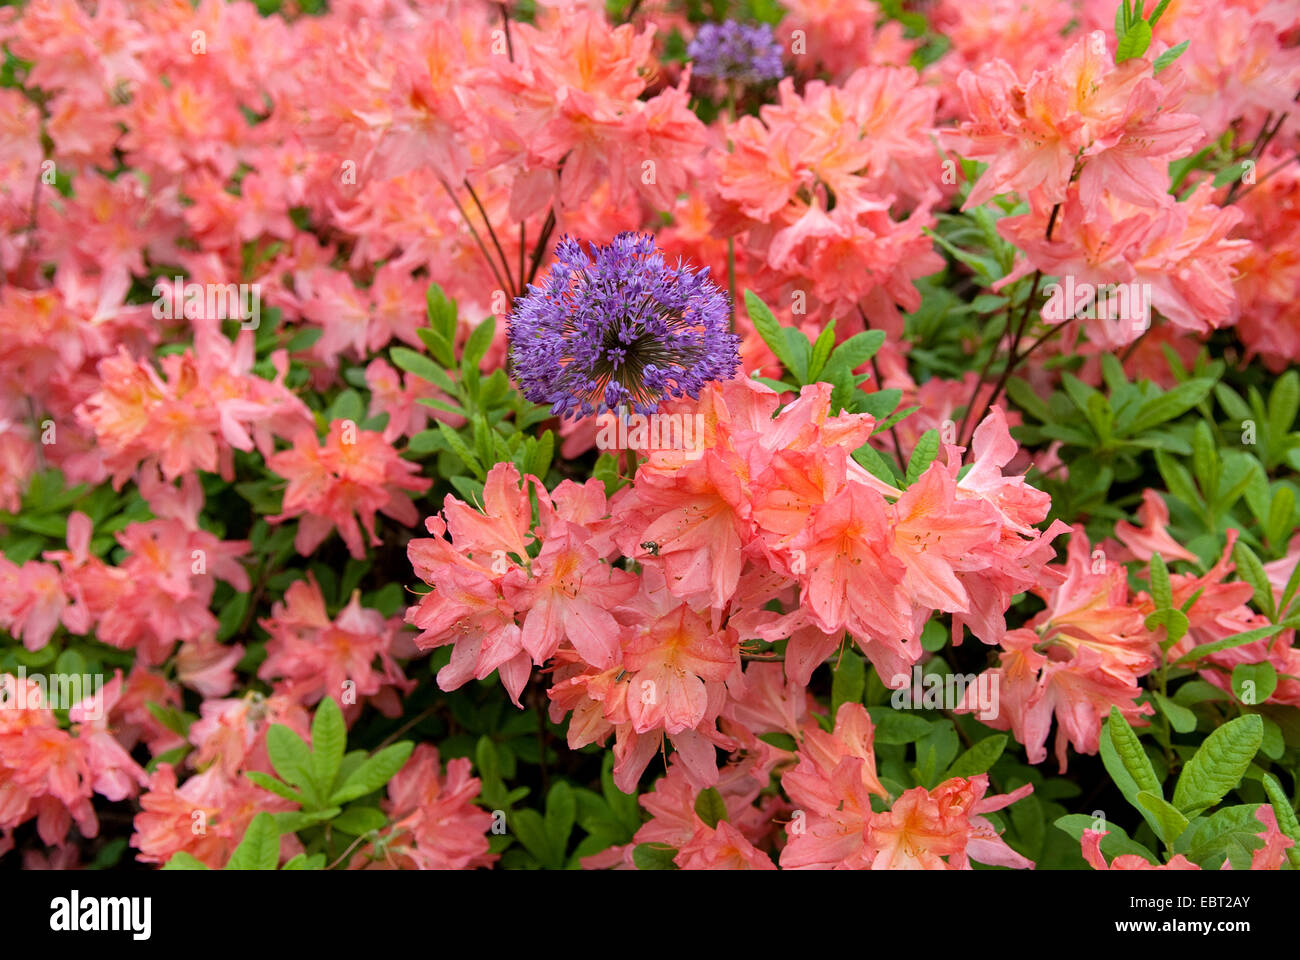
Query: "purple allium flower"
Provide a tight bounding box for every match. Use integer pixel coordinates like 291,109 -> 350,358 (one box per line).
688,20 -> 784,85
508,233 -> 739,419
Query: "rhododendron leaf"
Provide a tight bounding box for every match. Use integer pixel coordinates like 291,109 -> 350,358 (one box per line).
1152,40 -> 1188,75
426,284 -> 459,344
282,853 -> 326,871
1269,370 -> 1299,439
272,808 -> 340,834
330,741 -> 414,806
874,405 -> 921,435
904,429 -> 939,487
826,330 -> 885,376
946,734 -> 1008,779
694,787 -> 728,828
545,781 -> 576,856
390,343 -> 457,392
869,708 -> 932,744
1185,803 -> 1266,869
245,770 -> 306,805
632,843 -> 679,870
1106,709 -> 1163,798
310,697 -> 346,794
853,442 -> 902,486
161,852 -> 210,871
267,724 -> 319,803
858,389 -> 902,419
439,422 -> 485,479
831,649 -> 865,715
1135,791 -> 1189,847
914,722 -> 959,788
1172,714 -> 1263,816
330,806 -> 387,836
1231,662 -> 1277,705
807,321 -> 836,383
1148,554 -> 1172,611
1147,0 -> 1174,27
1260,774 -> 1300,868
1154,449 -> 1203,511
1055,815 -> 1159,864
224,812 -> 281,871
1115,19 -> 1151,62
1150,692 -> 1197,734
524,430 -> 555,479
758,732 -> 799,752
743,290 -> 796,374
1233,541 -> 1276,621
464,315 -> 496,371
1145,608 -> 1189,647
511,808 -> 556,867
1174,623 -> 1283,665
601,753 -> 641,836
1125,379 -> 1214,436
146,702 -> 194,738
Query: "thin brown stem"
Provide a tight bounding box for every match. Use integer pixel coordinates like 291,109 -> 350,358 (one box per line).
439,177 -> 511,297
464,178 -> 517,298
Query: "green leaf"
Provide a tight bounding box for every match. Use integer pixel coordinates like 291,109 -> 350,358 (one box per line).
391,346 -> 446,387
632,842 -> 679,870
1186,803 -> 1265,870
904,429 -> 940,486
869,708 -> 933,744
1136,791 -> 1190,846
162,851 -> 211,871
511,808 -> 554,866
831,650 -> 866,716
1152,39 -> 1188,74
329,741 -> 414,805
693,787 -> 729,829
825,330 -> 885,375
463,315 -> 496,368
545,781 -> 576,860
1231,662 -> 1278,705
266,724 -> 317,799
807,321 -> 836,382
1055,814 -> 1159,865
1172,714 -> 1263,815
1233,541 -> 1276,621
853,442 -> 902,487
945,734 -> 1008,779
1148,553 -> 1172,611
1125,378 -> 1214,436
281,853 -> 326,870
743,290 -> 796,374
245,770 -> 305,805
309,696 -> 346,797
1115,18 -> 1152,62
223,812 -> 281,870
1107,708 -> 1163,798
1269,369 -> 1300,440
1174,624 -> 1283,665
438,422 -> 484,479
1151,692 -> 1197,734
1260,774 -> 1300,868
331,806 -> 388,836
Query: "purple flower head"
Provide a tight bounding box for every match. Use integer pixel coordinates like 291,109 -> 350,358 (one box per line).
508,233 -> 739,420
688,20 -> 784,85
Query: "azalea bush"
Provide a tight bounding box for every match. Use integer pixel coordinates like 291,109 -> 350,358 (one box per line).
1,0 -> 1299,873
